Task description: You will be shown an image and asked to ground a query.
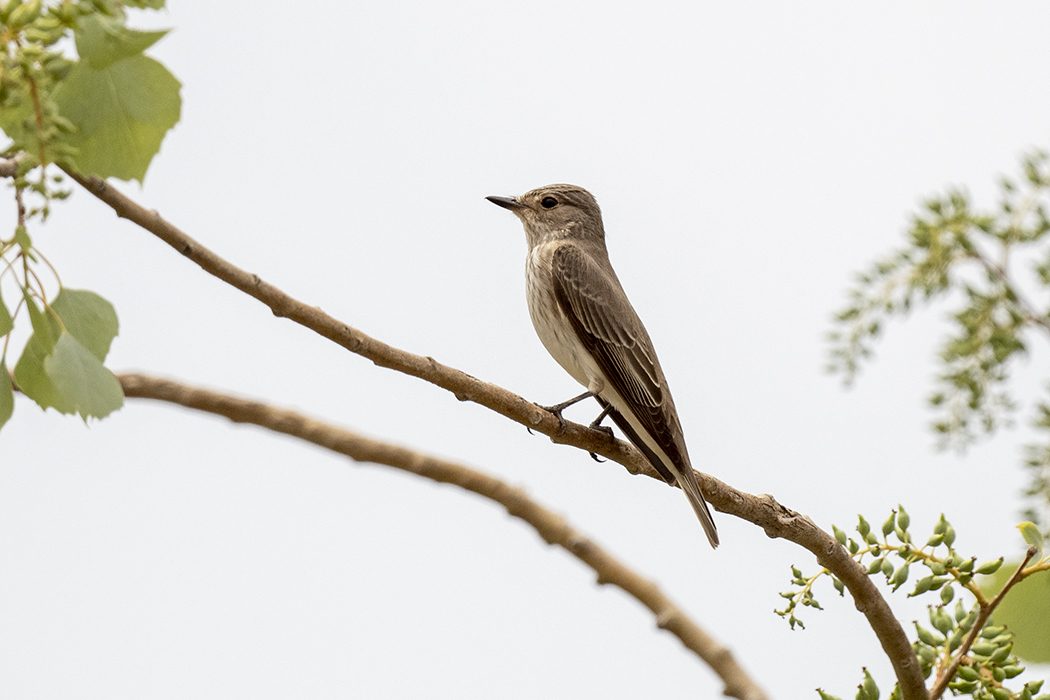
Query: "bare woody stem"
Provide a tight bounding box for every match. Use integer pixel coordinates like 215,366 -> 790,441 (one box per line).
64,169 -> 929,700
112,372 -> 770,700
927,546 -> 1039,700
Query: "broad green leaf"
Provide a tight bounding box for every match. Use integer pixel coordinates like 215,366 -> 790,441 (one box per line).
53,55 -> 181,183
21,290 -> 59,354
1018,521 -> 1045,556
0,360 -> 13,430
0,90 -> 37,152
75,13 -> 169,70
14,316 -> 72,414
980,563 -> 1050,663
52,289 -> 119,362
0,294 -> 12,337
44,332 -> 123,421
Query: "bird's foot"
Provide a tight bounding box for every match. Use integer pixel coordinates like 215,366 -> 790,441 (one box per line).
532,391 -> 594,437
535,402 -> 570,436
587,422 -> 615,462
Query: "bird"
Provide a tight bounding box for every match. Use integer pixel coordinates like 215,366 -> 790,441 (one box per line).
486,184 -> 718,548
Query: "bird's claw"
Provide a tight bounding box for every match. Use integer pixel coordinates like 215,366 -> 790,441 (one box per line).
536,403 -> 569,436
587,423 -> 614,462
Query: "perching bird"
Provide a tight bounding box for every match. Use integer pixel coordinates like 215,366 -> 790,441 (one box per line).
486,184 -> 718,548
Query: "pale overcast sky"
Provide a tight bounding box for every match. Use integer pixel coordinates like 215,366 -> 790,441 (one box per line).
2,2 -> 1049,698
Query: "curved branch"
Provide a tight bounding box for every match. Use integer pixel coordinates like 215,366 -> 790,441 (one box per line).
65,170 -> 928,700
115,372 -> 769,700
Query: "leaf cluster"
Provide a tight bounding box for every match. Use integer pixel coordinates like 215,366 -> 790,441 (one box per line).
780,507 -> 1050,700
1,0 -> 180,432
828,152 -> 1050,527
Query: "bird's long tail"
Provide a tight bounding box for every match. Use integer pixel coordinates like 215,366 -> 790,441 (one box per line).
672,464 -> 719,549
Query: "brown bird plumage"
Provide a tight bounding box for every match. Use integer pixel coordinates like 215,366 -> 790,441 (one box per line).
487,184 -> 718,548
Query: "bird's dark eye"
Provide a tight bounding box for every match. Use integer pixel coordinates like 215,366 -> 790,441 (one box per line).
541,196 -> 558,209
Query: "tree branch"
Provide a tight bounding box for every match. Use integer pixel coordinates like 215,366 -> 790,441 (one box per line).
64,169 -> 928,700
115,372 -> 770,700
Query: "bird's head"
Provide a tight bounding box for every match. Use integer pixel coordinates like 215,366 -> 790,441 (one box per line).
487,184 -> 605,248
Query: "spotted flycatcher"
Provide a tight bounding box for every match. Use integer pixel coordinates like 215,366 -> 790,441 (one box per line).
487,184 -> 718,548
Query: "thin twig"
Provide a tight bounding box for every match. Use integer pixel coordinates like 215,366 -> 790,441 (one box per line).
968,245 -> 1050,335
113,372 -> 771,700
927,546 -> 1039,700
64,169 -> 928,700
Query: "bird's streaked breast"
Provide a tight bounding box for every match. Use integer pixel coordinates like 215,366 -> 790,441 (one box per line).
525,242 -> 603,390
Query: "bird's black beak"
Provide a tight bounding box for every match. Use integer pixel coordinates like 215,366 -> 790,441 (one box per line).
486,195 -> 524,211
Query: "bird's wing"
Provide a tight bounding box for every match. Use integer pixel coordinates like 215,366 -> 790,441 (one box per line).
550,244 -> 683,465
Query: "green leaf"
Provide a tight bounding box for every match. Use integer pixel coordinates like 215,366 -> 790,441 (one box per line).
53,55 -> 181,183
75,13 -> 170,70
980,562 -> 1050,663
0,360 -> 13,430
1018,522 -> 1044,556
43,332 -> 123,421
0,294 -> 13,337
21,290 -> 59,354
14,306 -> 71,413
51,289 -> 119,361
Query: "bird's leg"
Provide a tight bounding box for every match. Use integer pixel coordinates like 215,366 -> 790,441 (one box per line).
587,404 -> 615,462
532,390 -> 595,436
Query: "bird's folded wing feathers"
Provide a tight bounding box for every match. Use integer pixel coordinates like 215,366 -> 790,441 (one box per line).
550,244 -> 686,463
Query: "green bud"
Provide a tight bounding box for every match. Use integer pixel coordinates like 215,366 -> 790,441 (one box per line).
865,531 -> 878,545
930,606 -> 953,635
958,558 -> 975,573
957,666 -> 980,681
8,0 -> 42,28
857,515 -> 871,538
958,573 -> 972,586
897,544 -> 910,557
976,558 -> 1003,575
925,533 -> 944,548
990,687 -> 1010,700
948,680 -> 977,693
1026,679 -> 1043,693
861,668 -> 878,700
928,560 -> 946,576
895,527 -> 910,544
910,576 -> 933,596
943,526 -> 956,547
849,539 -> 860,555
833,525 -> 847,546
959,609 -> 978,632
948,628 -> 964,652
817,691 -> 843,700
981,625 -> 1006,639
939,584 -> 954,605
868,558 -> 884,575
881,559 -> 894,577
833,577 -> 844,596
892,563 -> 910,590
914,643 -> 937,663
915,623 -> 944,646
992,666 -> 1005,682
971,641 -> 997,656
988,643 -> 1012,664
0,0 -> 20,21
933,514 -> 948,535
882,513 -> 896,537
897,506 -> 910,531
1002,665 -> 1024,678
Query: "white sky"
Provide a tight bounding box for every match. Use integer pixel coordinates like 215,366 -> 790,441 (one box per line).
2,1 -> 1049,698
